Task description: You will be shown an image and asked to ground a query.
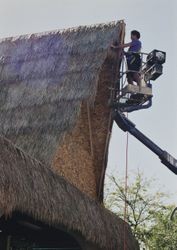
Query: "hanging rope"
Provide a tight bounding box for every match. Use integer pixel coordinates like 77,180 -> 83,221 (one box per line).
123,114 -> 129,250
87,102 -> 94,158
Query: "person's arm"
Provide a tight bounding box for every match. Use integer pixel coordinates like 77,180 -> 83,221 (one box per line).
118,42 -> 132,49
111,42 -> 132,49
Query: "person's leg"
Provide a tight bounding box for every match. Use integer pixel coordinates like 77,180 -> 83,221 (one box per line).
127,76 -> 134,85
133,72 -> 141,86
127,72 -> 134,84
132,56 -> 141,86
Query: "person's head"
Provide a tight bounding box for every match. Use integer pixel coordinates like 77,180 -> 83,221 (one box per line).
131,30 -> 140,40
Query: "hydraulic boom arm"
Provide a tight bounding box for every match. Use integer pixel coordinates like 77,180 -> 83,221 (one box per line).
114,111 -> 177,174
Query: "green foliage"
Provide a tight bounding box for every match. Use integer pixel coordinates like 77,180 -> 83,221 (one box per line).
104,171 -> 176,249
147,206 -> 177,250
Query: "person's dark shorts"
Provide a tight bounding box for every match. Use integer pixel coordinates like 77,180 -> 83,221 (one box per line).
127,55 -> 141,77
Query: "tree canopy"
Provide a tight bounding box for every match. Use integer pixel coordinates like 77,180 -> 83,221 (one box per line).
104,172 -> 176,249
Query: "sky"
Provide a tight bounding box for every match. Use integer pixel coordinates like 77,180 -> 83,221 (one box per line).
0,0 -> 177,202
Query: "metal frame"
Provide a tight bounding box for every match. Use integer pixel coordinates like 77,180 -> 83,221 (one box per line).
114,51 -> 153,112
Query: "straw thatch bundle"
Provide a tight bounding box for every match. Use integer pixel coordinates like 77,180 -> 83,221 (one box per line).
0,136 -> 139,250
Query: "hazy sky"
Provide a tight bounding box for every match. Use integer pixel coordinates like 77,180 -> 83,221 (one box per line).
0,0 -> 177,202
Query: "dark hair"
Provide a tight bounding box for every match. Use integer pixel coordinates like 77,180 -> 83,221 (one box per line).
131,30 -> 140,39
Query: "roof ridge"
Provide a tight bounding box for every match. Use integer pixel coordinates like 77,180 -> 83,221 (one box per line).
0,20 -> 124,42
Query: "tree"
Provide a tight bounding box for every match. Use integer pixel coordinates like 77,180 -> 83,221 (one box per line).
147,206 -> 177,250
104,171 -> 173,249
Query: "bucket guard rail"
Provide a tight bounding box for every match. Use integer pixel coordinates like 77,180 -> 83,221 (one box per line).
114,111 -> 177,174
119,97 -> 152,113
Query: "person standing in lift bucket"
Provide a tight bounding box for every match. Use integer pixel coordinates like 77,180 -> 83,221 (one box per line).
111,30 -> 142,86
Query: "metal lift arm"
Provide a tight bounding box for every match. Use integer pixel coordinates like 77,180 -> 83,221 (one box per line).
114,111 -> 177,174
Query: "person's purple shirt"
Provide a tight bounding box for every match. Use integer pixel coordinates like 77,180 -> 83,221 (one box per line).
128,39 -> 142,53
126,39 -> 142,62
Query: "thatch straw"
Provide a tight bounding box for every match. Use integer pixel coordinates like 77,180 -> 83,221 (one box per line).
0,21 -> 122,165
0,136 -> 139,250
52,56 -> 119,199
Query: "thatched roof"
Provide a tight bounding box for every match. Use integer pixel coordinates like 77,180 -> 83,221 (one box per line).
0,21 -> 122,165
0,136 -> 138,250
